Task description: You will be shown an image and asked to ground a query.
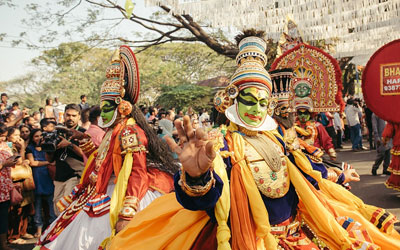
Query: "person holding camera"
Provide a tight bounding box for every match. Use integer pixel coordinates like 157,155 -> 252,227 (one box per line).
344,98 -> 364,151
44,104 -> 85,216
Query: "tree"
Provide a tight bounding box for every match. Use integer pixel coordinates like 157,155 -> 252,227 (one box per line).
155,84 -> 213,112
2,41 -> 235,109
1,42 -> 112,110
33,42 -> 113,105
136,42 -> 235,104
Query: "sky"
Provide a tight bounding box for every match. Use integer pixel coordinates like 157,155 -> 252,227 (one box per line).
0,0 -> 156,82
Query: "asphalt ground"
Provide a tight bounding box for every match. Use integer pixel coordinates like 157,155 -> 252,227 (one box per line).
9,140 -> 400,250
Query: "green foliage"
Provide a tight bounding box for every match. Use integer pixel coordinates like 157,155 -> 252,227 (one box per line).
136,42 -> 235,104
3,41 -> 234,111
3,42 -> 112,110
156,84 -> 213,112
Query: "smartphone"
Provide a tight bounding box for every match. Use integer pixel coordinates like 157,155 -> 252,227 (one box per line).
7,155 -> 20,162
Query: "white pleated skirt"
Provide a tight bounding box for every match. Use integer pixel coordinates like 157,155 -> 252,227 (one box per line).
39,182 -> 162,250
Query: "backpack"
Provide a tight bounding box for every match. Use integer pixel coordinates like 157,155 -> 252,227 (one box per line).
319,112 -> 329,126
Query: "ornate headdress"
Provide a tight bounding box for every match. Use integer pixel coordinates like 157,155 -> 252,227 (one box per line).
99,45 -> 140,128
214,35 -> 276,131
270,44 -> 344,113
270,68 -> 294,108
226,36 -> 272,99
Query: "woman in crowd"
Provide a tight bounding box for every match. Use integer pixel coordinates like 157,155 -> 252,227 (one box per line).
0,124 -> 18,250
7,127 -> 34,244
19,125 -> 30,147
25,129 -> 56,238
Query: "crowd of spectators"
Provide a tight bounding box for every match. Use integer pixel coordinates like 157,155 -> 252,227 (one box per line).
139,105 -> 212,141
0,93 -> 103,249
315,96 -> 392,176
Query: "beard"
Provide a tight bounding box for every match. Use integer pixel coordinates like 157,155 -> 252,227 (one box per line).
274,113 -> 295,129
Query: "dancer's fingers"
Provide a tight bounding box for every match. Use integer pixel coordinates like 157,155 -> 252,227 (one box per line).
165,136 -> 182,155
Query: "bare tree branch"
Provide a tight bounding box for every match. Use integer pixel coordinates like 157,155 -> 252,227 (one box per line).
56,0 -> 82,18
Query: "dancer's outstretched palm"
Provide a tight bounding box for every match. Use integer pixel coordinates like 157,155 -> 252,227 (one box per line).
165,116 -> 216,178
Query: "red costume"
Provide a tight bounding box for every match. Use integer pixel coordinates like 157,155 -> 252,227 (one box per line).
295,120 -> 336,159
382,122 -> 400,190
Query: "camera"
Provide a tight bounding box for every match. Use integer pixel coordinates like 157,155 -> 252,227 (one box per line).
41,130 -> 62,152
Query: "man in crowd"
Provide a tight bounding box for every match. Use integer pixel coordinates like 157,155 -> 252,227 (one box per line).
159,109 -> 175,138
333,111 -> 344,149
0,103 -> 7,123
11,102 -> 22,117
85,105 -> 104,147
199,108 -> 210,129
79,94 -> 89,110
23,116 -> 37,129
344,98 -> 364,151
1,93 -> 9,110
39,107 -> 45,120
45,104 -> 85,216
371,112 -> 392,176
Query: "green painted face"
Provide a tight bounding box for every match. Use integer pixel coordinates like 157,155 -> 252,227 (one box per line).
294,82 -> 311,98
297,108 -> 311,123
237,87 -> 269,127
100,100 -> 117,125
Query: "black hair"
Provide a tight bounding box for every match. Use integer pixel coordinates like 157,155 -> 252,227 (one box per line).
65,103 -> 81,114
40,118 -> 57,129
7,126 -> 18,138
46,98 -> 52,105
28,128 -> 42,146
12,102 -> 19,107
131,105 -> 178,175
1,93 -> 7,97
19,124 -> 30,132
0,123 -> 7,134
80,95 -> 86,100
89,105 -> 101,123
81,107 -> 90,123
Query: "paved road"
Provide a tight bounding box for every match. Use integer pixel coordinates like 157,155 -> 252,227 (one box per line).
337,140 -> 400,232
9,141 -> 400,250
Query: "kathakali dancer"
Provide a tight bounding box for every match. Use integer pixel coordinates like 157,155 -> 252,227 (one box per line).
269,68 -> 359,188
270,43 -> 344,162
109,32 -> 400,250
35,46 -> 176,250
362,39 -> 400,191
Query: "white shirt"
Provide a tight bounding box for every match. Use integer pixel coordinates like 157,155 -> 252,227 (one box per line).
199,112 -> 210,128
344,105 -> 362,127
333,112 -> 342,131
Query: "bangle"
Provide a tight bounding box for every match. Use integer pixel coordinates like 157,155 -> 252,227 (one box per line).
178,168 -> 215,197
327,169 -> 339,182
119,196 -> 139,218
80,140 -> 96,154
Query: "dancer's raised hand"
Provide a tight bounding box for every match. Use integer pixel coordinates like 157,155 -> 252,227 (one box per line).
165,116 -> 216,178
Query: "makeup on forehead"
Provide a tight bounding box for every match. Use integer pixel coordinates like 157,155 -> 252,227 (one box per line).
240,87 -> 268,100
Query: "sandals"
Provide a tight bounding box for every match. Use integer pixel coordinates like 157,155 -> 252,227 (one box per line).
10,238 -> 26,244
21,233 -> 34,239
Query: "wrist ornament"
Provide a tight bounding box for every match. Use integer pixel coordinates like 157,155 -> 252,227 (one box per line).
178,168 -> 215,197
80,139 -> 96,155
119,196 -> 139,219
327,169 -> 340,182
